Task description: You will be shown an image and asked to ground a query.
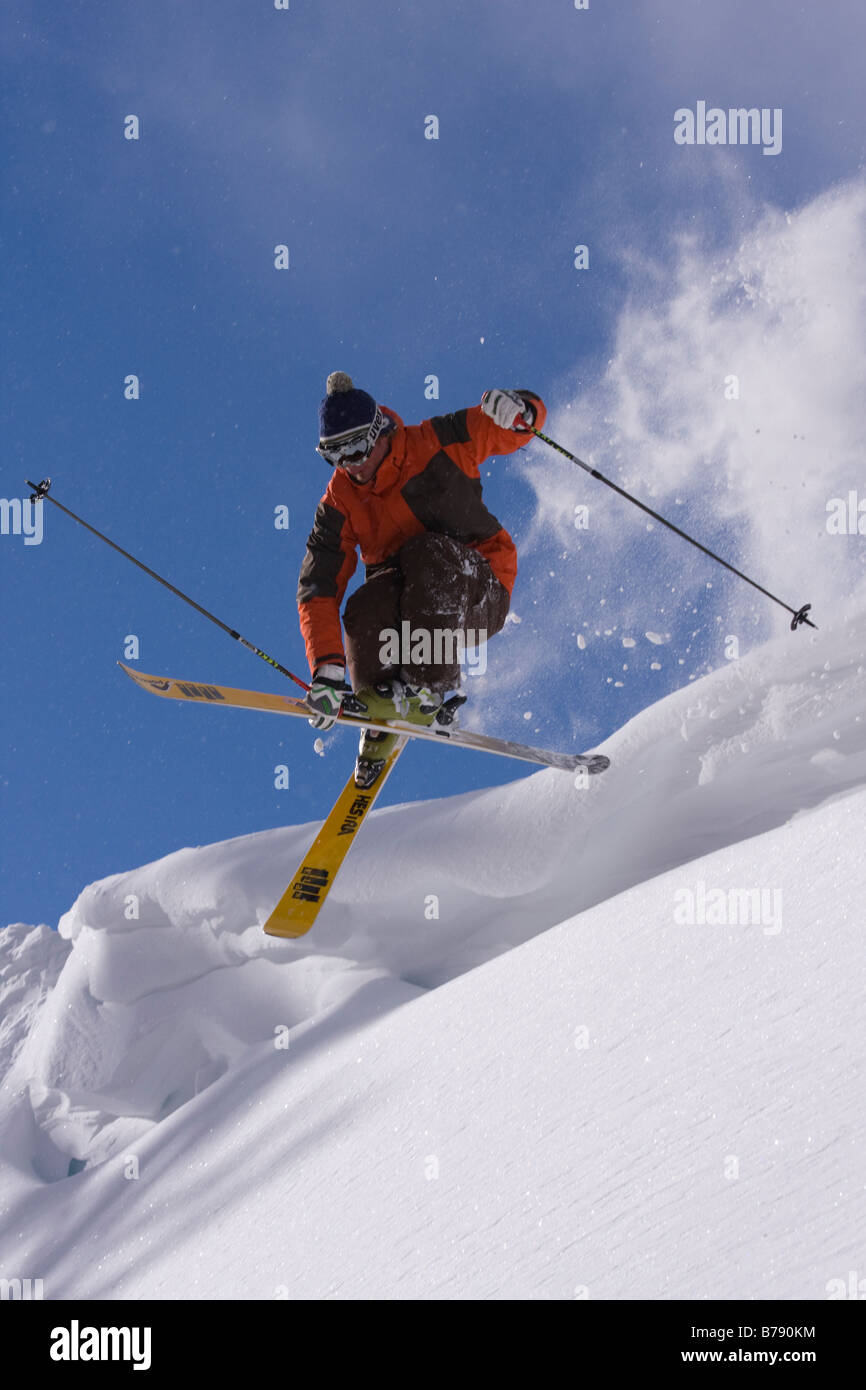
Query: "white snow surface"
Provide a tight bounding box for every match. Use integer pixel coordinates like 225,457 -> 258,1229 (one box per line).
1,609 -> 865,1299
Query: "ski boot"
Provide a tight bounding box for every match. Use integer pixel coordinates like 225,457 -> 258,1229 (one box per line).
353,677 -> 443,788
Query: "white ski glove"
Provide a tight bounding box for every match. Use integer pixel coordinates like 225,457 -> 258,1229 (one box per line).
305,663 -> 351,730
481,389 -> 535,432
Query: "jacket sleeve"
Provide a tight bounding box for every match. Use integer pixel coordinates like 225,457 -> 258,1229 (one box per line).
423,390 -> 547,476
297,495 -> 358,673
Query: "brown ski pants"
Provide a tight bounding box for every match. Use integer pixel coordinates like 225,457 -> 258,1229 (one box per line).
343,533 -> 510,693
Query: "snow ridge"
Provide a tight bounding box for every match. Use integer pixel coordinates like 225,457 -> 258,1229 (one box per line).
1,608 -> 864,1297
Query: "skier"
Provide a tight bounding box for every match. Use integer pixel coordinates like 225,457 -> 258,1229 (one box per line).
299,372 -> 547,786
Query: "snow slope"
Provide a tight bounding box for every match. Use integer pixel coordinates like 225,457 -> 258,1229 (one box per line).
1,608 -> 864,1298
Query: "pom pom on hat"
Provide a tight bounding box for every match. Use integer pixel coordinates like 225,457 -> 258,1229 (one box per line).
326,371 -> 355,395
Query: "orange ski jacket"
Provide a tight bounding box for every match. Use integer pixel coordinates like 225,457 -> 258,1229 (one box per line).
297,391 -> 546,673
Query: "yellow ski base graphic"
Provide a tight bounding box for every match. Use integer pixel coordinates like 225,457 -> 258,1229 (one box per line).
263,738 -> 408,938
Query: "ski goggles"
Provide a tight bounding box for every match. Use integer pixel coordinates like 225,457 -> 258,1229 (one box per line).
317,405 -> 390,468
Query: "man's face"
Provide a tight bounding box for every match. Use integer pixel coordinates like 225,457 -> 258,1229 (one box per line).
341,431 -> 391,484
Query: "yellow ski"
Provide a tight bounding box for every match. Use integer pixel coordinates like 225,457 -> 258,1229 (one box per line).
263,737 -> 408,938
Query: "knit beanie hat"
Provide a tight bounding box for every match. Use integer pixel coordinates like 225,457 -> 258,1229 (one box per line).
318,372 -> 378,444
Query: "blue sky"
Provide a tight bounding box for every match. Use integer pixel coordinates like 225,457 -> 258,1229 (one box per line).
3,0 -> 864,928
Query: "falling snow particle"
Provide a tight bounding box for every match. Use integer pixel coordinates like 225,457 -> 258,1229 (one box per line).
646,632 -> 670,645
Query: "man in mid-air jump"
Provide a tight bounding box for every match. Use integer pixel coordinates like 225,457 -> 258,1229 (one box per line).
298,372 -> 546,787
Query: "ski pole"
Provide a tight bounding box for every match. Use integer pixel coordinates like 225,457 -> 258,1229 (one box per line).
527,429 -> 816,631
26,478 -> 311,690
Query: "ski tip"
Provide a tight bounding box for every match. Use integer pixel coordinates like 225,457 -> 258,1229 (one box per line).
118,661 -> 143,682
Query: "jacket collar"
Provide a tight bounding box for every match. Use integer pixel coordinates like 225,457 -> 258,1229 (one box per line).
365,408 -> 406,495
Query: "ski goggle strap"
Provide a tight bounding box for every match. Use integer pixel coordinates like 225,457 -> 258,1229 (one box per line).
317,405 -> 390,467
